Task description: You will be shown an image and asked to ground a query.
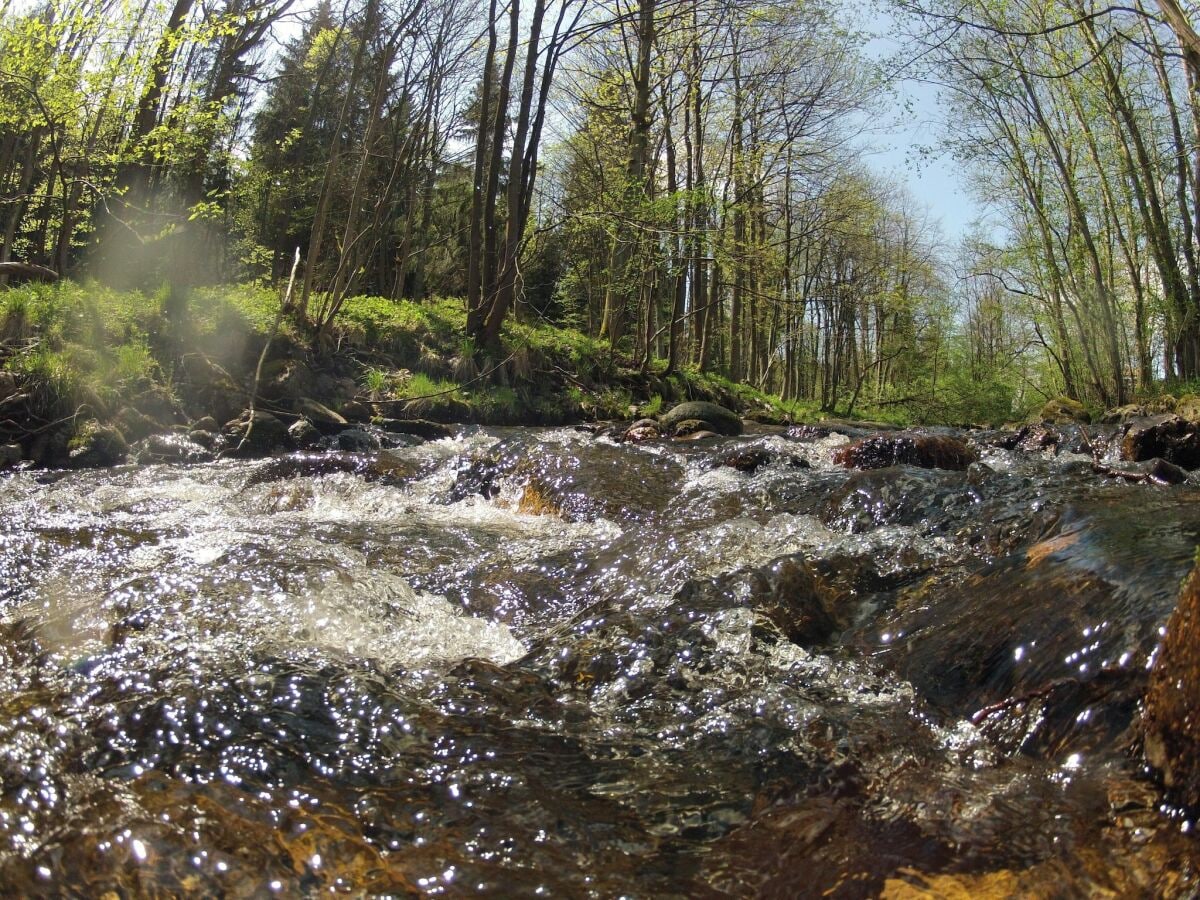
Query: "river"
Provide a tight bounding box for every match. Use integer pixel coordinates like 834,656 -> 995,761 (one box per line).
1,424 -> 1197,896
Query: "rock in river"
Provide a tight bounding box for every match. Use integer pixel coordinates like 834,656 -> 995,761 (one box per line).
1143,559 -> 1200,809
659,401 -> 743,436
834,433 -> 977,471
1122,415 -> 1200,469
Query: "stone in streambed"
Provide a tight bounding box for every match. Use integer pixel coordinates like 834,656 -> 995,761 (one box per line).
659,401 -> 743,436
1122,415 -> 1200,469
1143,561 -> 1200,809
834,434 -> 977,471
337,428 -> 381,453
134,432 -> 213,464
375,418 -> 453,440
622,419 -> 661,443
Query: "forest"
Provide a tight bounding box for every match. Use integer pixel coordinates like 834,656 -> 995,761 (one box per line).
3,0 -> 1200,423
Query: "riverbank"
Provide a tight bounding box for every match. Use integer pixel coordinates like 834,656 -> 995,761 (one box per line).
0,281 -> 798,467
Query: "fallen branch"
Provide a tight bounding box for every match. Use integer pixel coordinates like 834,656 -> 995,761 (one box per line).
0,262 -> 59,283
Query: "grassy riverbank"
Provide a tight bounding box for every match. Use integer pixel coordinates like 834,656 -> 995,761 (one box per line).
0,282 -> 806,459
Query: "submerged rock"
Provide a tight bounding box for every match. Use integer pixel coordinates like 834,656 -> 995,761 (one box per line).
134,433 -> 214,464
244,452 -> 371,486
659,401 -> 743,436
833,434 -> 977,471
1143,560 -> 1200,809
1121,415 -> 1200,469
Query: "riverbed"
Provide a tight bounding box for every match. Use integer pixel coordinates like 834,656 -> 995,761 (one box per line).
0,424 -> 1197,896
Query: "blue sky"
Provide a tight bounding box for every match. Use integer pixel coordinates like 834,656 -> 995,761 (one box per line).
858,5 -> 989,242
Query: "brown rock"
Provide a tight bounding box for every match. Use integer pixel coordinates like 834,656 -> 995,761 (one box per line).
622,418 -> 660,443
1121,415 -> 1200,469
1143,561 -> 1200,808
339,400 -> 372,422
834,434 -> 978,471
296,397 -> 349,433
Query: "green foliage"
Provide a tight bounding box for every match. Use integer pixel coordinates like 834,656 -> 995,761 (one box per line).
400,372 -> 461,401
640,394 -> 663,417
4,346 -> 78,410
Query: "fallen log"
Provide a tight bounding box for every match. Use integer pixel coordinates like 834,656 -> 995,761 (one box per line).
0,262 -> 59,283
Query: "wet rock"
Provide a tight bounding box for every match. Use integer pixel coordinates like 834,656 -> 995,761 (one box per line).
1095,458 -> 1190,486
0,442 -> 21,467
339,400 -> 372,423
833,434 -> 977,471
786,420 -> 898,443
720,447 -> 773,472
678,556 -> 840,647
288,417 -> 322,449
660,401 -> 743,436
717,446 -> 808,474
1121,415 -> 1200,469
222,409 -> 292,457
375,418 -> 453,440
622,418 -> 661,443
866,497 -> 1200,755
672,418 -> 716,438
370,449 -> 421,483
337,428 -> 381,453
448,435 -> 683,524
191,416 -> 220,434
786,424 -> 835,441
1039,396 -> 1091,424
1143,561 -> 1200,809
67,420 -> 128,468
244,453 -> 371,486
134,433 -> 214,464
973,669 -> 1143,759
295,397 -> 348,433
1148,458 -> 1191,485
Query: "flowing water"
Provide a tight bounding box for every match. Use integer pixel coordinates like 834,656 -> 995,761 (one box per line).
1,424 -> 1199,896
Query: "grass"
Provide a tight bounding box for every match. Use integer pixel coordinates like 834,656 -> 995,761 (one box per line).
0,279 -> 859,437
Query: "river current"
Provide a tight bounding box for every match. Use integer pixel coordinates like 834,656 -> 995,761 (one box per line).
1,423 -> 1198,896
